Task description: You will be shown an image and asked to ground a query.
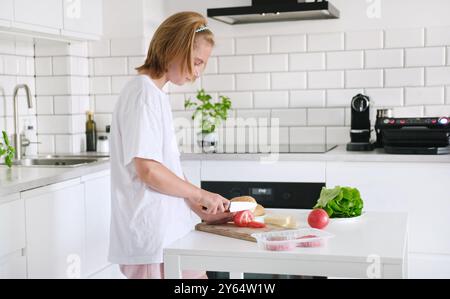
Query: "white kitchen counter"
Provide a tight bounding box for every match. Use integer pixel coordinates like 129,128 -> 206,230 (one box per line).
164,209 -> 409,279
0,159 -> 110,197
181,145 -> 450,163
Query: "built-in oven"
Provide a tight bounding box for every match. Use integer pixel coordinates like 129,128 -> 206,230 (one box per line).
201,181 -> 326,279
202,181 -> 324,210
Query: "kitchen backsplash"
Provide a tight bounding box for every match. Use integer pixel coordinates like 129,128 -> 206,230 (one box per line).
34,40 -> 90,154
168,27 -> 450,148
1,26 -> 450,154
0,35 -> 37,155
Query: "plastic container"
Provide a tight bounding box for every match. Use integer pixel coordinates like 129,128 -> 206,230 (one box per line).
251,229 -> 334,252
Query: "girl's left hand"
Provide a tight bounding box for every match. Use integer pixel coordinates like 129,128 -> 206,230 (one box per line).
203,212 -> 236,225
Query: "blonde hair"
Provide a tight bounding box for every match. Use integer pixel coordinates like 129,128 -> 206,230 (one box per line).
136,11 -> 215,79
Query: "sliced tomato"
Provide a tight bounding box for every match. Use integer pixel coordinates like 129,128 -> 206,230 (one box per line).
296,235 -> 322,248
247,221 -> 266,228
233,210 -> 255,227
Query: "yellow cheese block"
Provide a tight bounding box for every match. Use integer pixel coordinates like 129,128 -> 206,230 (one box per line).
264,214 -> 299,229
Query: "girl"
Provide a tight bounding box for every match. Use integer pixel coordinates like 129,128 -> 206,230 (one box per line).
109,11 -> 233,279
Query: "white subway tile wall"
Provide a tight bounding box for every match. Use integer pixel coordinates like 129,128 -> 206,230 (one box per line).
405,47 -> 446,67
270,35 -> 306,53
219,56 -> 252,73
290,52 -> 325,71
0,37 -> 37,158
308,32 -> 344,52
290,90 -> 326,108
326,51 -> 363,70
2,26 -> 450,155
86,28 -> 450,150
34,40 -> 90,154
346,70 -> 383,88
426,27 -> 450,47
365,49 -> 404,69
345,30 -> 383,50
385,28 -> 425,49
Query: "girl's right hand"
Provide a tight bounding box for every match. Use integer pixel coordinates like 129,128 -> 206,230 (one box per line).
195,189 -> 230,214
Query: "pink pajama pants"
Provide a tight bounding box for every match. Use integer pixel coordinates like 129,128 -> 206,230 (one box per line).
120,264 -> 208,279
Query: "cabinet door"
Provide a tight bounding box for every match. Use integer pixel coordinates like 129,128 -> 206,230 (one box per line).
327,161 -> 450,279
62,0 -> 102,36
0,251 -> 27,279
327,162 -> 450,255
0,194 -> 26,279
82,171 -> 111,277
14,0 -> 63,30
182,161 -> 201,187
202,161 -> 326,183
0,194 -> 25,258
23,179 -> 86,279
0,0 -> 14,21
409,253 -> 450,279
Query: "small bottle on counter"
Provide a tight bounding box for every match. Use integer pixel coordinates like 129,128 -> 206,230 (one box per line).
97,136 -> 109,153
97,125 -> 111,154
86,111 -> 97,152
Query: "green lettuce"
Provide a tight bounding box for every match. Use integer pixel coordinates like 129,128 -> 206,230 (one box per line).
314,186 -> 364,218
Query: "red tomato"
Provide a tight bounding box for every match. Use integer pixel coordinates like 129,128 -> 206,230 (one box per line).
307,209 -> 330,229
233,210 -> 255,227
247,221 -> 266,228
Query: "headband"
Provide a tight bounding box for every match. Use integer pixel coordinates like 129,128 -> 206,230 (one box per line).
195,25 -> 210,33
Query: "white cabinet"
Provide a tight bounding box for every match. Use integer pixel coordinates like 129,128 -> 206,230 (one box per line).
201,161 -> 326,183
0,252 -> 27,279
0,194 -> 25,258
62,0 -> 102,37
82,170 -> 111,277
0,0 -> 14,24
0,0 -> 102,40
13,0 -> 63,34
326,161 -> 450,278
0,193 -> 27,279
182,161 -> 201,187
23,179 -> 86,279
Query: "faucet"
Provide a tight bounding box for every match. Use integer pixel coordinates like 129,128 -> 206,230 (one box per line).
12,84 -> 33,161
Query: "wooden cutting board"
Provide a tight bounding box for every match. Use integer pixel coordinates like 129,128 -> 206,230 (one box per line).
195,222 -> 289,242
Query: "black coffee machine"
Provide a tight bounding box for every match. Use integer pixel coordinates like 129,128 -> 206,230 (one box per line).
347,94 -> 375,151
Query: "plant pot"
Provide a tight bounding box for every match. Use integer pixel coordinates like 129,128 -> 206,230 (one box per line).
197,132 -> 218,153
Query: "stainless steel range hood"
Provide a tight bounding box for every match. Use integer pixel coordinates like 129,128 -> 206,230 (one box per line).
207,0 -> 340,25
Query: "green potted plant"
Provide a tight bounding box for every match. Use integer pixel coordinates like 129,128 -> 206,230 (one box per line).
0,131 -> 15,168
185,89 -> 232,153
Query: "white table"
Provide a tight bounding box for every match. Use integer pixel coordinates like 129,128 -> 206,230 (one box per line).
164,210 -> 408,279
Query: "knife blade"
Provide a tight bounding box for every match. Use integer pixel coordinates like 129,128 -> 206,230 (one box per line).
228,201 -> 257,213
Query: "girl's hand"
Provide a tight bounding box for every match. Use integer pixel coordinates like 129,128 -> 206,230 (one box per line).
203,212 -> 236,225
194,189 -> 230,215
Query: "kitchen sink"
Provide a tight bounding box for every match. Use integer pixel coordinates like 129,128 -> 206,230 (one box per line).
1,157 -> 108,168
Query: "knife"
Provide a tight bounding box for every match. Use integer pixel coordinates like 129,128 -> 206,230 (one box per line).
228,201 -> 257,213
201,201 -> 257,213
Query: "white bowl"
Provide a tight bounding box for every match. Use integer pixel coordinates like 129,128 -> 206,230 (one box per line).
329,212 -> 365,224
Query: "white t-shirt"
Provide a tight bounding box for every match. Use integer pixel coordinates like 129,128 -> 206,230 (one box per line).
108,75 -> 201,265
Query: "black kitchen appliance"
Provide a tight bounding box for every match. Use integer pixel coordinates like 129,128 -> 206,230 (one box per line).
375,116 -> 450,155
374,109 -> 393,148
202,181 -> 324,210
207,0 -> 340,25
201,180 -> 326,279
347,94 -> 375,152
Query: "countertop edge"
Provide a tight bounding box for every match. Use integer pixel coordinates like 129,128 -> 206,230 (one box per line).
0,161 -> 110,197
180,146 -> 450,163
